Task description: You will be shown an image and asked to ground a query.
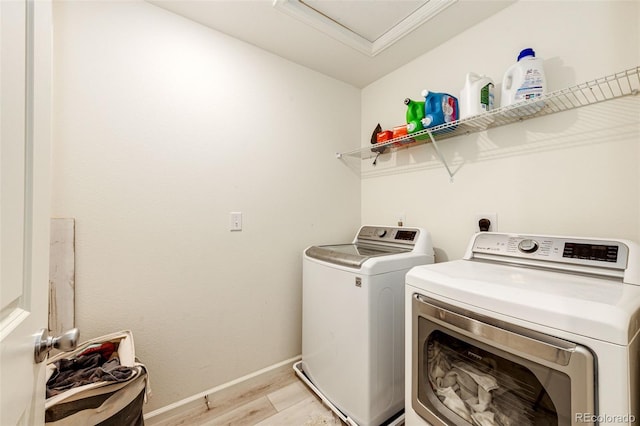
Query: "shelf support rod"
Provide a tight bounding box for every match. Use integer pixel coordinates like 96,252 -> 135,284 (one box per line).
427,131 -> 455,181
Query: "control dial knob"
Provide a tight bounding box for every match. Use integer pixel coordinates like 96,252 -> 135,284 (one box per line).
376,229 -> 387,238
518,239 -> 539,253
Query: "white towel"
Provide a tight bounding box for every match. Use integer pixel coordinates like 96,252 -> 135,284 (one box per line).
438,370 -> 459,389
428,344 -> 451,381
453,362 -> 499,392
436,386 -> 472,422
471,411 -> 498,426
468,385 -> 492,412
451,367 -> 479,397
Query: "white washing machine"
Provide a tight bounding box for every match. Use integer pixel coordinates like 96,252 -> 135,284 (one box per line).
405,232 -> 640,426
295,225 -> 434,426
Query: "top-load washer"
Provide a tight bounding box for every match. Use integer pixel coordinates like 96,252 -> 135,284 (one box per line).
294,225 -> 434,426
405,232 -> 640,426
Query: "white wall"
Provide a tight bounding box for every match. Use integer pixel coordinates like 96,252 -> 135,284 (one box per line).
361,1 -> 640,261
51,1 -> 360,412
50,0 -> 640,414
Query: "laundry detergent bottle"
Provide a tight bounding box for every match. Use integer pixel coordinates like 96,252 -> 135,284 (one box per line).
460,73 -> 494,119
404,98 -> 426,134
421,90 -> 458,129
501,48 -> 546,109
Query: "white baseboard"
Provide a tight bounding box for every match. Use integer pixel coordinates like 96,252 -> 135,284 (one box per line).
144,355 -> 301,424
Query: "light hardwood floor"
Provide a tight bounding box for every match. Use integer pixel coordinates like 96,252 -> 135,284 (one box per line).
149,367 -> 343,426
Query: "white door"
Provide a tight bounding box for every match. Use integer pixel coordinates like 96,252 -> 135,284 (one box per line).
1,0 -> 52,424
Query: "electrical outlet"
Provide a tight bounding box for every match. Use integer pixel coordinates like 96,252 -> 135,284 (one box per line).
397,212 -> 406,227
474,213 -> 497,232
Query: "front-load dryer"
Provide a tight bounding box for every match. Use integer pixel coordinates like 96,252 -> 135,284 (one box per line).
295,225 -> 434,426
405,232 -> 640,426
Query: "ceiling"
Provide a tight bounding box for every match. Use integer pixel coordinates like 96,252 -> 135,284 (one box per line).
148,0 -> 514,88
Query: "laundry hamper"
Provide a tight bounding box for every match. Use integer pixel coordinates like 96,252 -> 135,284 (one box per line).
45,330 -> 150,426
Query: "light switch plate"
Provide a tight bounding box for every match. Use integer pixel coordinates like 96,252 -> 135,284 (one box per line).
230,212 -> 242,231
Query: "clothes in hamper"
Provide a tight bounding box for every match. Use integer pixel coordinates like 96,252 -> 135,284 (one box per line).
46,352 -> 136,398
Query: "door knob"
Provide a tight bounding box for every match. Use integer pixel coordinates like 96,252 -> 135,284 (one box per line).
34,328 -> 79,363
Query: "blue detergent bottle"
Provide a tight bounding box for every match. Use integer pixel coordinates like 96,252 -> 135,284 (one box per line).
420,90 -> 459,130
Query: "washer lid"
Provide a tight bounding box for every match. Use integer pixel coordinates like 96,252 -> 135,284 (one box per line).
305,243 -> 409,269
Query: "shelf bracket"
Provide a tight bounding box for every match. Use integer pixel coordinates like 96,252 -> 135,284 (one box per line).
426,131 -> 455,182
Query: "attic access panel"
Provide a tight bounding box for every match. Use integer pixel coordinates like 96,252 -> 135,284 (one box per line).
273,0 -> 456,57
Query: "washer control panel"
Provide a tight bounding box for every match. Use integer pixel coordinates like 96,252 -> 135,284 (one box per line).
357,226 -> 420,245
471,233 -> 629,271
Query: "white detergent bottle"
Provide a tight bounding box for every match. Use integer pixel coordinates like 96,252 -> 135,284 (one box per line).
459,72 -> 495,120
501,48 -> 546,110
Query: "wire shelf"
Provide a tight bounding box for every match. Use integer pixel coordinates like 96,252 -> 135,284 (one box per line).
338,66 -> 640,161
